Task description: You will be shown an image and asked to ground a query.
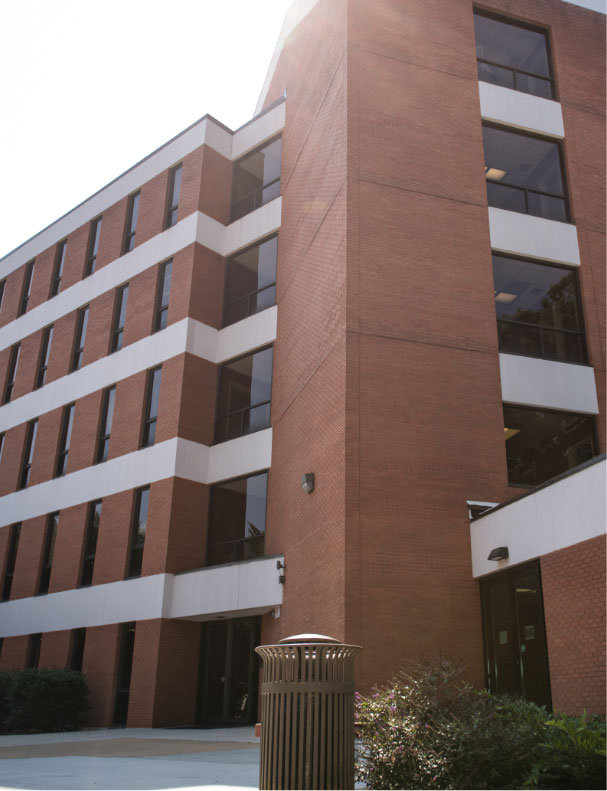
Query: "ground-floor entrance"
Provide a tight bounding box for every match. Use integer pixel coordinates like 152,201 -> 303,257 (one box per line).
480,561 -> 551,709
197,616 -> 261,726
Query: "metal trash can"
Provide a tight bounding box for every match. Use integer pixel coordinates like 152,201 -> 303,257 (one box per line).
255,633 -> 362,790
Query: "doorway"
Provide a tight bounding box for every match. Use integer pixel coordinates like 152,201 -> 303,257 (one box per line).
480,561 -> 551,709
197,616 -> 261,726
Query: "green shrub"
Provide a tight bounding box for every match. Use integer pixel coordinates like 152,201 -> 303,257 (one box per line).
0,668 -> 89,734
355,659 -> 606,790
529,713 -> 606,790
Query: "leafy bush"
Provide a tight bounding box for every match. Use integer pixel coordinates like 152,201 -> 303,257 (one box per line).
0,668 -> 89,733
529,713 -> 606,790
355,659 -> 606,790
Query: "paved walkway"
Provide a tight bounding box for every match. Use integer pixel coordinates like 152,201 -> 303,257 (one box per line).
0,727 -> 260,790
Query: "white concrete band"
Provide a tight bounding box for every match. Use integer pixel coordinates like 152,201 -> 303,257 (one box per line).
479,82 -> 564,139
0,555 -> 284,638
0,429 -> 273,529
488,208 -> 581,267
470,458 -> 606,577
0,308 -> 277,433
0,101 -> 286,279
499,353 -> 599,415
0,199 -> 282,354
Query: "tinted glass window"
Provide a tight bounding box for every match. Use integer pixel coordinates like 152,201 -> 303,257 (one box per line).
231,138 -> 282,221
503,405 -> 597,486
493,255 -> 586,364
215,347 -> 273,443
474,12 -> 553,99
483,126 -> 567,221
224,236 -> 277,326
207,472 -> 268,566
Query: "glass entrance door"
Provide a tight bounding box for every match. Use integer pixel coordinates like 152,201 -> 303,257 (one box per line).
198,616 -> 260,725
480,562 -> 551,708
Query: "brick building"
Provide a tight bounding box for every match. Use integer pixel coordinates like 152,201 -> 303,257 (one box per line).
0,0 -> 604,727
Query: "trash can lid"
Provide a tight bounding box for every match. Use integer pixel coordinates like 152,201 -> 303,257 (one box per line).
279,633 -> 340,644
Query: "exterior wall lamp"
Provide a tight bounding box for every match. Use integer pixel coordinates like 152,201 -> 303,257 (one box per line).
487,546 -> 509,561
301,473 -> 315,493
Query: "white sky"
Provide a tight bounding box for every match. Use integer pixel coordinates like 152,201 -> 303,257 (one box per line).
0,0 -> 294,259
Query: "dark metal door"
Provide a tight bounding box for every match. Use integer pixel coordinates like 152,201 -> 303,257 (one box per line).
480,561 -> 551,708
198,616 -> 260,725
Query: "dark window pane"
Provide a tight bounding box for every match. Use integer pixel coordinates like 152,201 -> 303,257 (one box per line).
154,261 -> 172,332
477,60 -> 515,90
527,191 -> 567,222
516,73 -> 553,99
230,138 -> 282,221
215,348 -> 273,443
224,236 -> 277,327
483,126 -> 567,220
475,14 -> 551,78
142,368 -> 162,447
3,344 -> 20,404
128,486 -> 150,578
483,126 -> 564,196
504,405 -> 597,487
486,182 -> 527,213
70,629 -> 86,672
113,623 -> 135,725
207,473 -> 267,567
80,501 -> 102,587
1,524 -> 20,601
493,255 -> 586,363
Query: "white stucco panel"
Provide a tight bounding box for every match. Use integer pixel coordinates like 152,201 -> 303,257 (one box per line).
500,354 -> 599,415
479,82 -> 564,138
470,459 -> 606,577
489,208 -> 581,267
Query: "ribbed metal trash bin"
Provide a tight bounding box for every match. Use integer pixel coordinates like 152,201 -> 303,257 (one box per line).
255,633 -> 362,790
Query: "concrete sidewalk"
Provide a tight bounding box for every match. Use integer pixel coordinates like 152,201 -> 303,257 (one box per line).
0,727 -> 260,790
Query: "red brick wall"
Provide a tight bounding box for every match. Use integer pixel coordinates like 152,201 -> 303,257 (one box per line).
542,534 -> 606,715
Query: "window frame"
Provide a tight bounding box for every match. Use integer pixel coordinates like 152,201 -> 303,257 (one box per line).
96,385 -> 116,464
18,259 -> 35,317
492,253 -> 588,365
38,512 -> 59,596
70,628 -> 86,671
50,240 -> 67,298
141,366 -> 162,448
473,7 -> 557,100
214,345 -> 273,444
127,486 -> 150,578
3,343 -> 20,404
229,136 -> 282,223
55,403 -> 75,478
0,279 -> 5,313
153,260 -> 173,333
206,470 -> 269,567
122,191 -> 140,254
222,234 -> 278,328
164,163 -> 182,229
70,306 -> 89,372
483,122 -> 571,223
80,500 -> 102,588
503,403 -> 600,488
1,523 -> 21,602
35,325 -> 54,389
19,419 -> 38,490
84,217 -> 102,277
110,283 -> 129,353
26,633 -> 42,669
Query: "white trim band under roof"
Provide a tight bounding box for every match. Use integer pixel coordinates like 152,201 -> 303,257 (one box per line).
0,556 -> 284,638
0,308 -> 277,433
0,429 -> 273,528
0,198 -> 282,354
0,101 -> 285,278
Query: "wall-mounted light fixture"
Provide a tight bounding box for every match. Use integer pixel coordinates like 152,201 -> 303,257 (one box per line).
488,546 -> 509,561
301,473 -> 315,493
277,560 -> 286,585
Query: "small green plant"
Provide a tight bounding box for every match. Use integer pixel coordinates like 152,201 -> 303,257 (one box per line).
355,660 -> 606,790
527,712 -> 606,789
0,668 -> 89,734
